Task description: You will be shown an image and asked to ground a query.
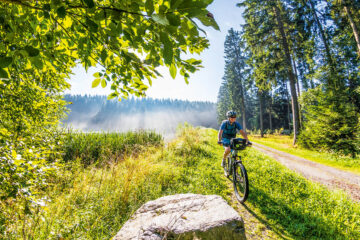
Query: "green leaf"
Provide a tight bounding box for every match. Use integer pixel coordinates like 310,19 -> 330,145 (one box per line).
92,78 -> 100,88
152,14 -> 169,25
57,6 -> 66,18
185,58 -> 202,65
52,0 -> 61,6
83,0 -> 95,8
43,4 -> 51,11
196,14 -> 220,30
170,0 -> 183,9
86,18 -> 98,32
186,8 -> 206,18
93,72 -> 102,78
101,79 -> 107,88
145,0 -> 154,15
100,49 -> 108,63
24,46 -> 40,57
107,92 -> 117,100
31,57 -> 43,69
160,32 -> 173,65
167,13 -> 181,26
170,63 -> 177,79
0,57 -> 12,68
0,68 -> 9,79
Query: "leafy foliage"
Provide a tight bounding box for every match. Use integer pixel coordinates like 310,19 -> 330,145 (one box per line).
0,0 -> 220,228
0,78 -> 67,201
0,0 -> 219,99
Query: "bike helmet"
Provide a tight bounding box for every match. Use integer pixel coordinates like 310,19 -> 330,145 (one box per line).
226,110 -> 237,118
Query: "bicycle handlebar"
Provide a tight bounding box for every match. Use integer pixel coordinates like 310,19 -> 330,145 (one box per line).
218,139 -> 252,146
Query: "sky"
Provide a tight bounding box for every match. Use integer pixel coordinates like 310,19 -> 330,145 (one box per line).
65,0 -> 245,103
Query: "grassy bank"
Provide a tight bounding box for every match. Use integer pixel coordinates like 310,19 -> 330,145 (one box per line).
2,127 -> 360,239
2,126 -> 230,239
251,134 -> 360,174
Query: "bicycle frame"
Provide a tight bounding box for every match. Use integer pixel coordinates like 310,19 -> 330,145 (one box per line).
228,149 -> 242,172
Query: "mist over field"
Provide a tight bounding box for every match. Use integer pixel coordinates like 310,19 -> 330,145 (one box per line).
63,95 -> 218,138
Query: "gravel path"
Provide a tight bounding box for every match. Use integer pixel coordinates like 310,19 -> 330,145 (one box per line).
253,143 -> 360,201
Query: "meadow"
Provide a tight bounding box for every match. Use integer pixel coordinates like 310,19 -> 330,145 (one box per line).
2,126 -> 359,239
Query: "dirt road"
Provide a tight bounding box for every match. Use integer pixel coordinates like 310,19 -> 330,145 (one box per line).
253,143 -> 360,201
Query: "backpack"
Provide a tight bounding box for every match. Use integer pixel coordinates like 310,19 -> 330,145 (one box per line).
222,120 -> 237,139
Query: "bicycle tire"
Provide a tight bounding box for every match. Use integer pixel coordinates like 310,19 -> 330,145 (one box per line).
233,162 -> 249,203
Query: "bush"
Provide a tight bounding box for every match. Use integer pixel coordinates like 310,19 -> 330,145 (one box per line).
299,86 -> 360,157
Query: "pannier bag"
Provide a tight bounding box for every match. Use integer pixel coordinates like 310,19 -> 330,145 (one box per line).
230,138 -> 247,150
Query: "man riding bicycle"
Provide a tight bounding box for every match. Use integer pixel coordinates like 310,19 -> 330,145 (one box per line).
218,110 -> 249,167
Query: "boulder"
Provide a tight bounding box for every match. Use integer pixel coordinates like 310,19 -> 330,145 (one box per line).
113,193 -> 245,240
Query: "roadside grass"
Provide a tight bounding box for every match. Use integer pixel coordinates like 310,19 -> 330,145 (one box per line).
250,134 -> 360,174
2,125 -> 230,239
243,148 -> 360,240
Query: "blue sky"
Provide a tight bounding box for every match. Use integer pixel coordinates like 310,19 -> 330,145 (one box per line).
65,0 -> 245,102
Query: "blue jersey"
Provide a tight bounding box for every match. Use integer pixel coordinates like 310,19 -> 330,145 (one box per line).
219,120 -> 242,139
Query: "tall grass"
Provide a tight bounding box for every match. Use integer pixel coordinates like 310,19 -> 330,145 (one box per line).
2,126 -> 230,239
62,130 -> 163,166
251,134 -> 360,174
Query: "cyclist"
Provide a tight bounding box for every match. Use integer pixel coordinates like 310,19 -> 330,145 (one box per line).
218,110 -> 249,167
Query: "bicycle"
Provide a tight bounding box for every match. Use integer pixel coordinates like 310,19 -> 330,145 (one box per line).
218,138 -> 252,203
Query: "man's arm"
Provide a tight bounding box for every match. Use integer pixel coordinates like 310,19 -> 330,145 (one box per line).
218,129 -> 223,142
239,129 -> 249,143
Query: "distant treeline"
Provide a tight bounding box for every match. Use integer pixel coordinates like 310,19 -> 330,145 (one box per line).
63,95 -> 218,134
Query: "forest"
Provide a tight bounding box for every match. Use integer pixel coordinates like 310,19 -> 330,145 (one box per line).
64,94 -> 217,133
217,0 -> 360,156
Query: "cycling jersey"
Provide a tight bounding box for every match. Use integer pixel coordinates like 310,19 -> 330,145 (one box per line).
220,120 -> 242,139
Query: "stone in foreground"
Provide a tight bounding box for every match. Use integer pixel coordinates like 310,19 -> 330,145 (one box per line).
113,193 -> 245,240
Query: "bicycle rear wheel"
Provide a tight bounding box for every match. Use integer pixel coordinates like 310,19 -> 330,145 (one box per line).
233,162 -> 249,203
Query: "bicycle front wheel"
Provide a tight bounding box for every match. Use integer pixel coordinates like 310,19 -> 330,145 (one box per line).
233,162 -> 249,203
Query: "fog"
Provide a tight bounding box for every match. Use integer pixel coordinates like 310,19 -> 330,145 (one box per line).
63,95 -> 218,140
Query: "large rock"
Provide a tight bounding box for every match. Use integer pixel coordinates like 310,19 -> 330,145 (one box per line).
113,194 -> 245,240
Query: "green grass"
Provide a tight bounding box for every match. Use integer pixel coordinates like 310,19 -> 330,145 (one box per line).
2,127 -> 360,239
62,130 -> 163,166
2,126 -> 231,239
243,148 -> 360,239
251,134 -> 360,174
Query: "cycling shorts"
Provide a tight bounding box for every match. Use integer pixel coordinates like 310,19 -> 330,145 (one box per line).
222,138 -> 231,147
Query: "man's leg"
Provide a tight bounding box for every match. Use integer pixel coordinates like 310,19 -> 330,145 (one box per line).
222,146 -> 231,167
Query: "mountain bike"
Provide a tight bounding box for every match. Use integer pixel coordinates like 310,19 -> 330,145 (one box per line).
218,138 -> 252,203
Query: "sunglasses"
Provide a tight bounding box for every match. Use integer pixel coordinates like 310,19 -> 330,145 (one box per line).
230,116 -> 236,119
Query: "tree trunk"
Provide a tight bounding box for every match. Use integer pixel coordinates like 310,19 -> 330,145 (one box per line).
259,91 -> 264,138
286,83 -> 292,132
241,93 -> 247,131
269,93 -> 273,132
273,2 -> 300,145
292,57 -> 302,126
233,36 -> 247,131
344,5 -> 360,57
